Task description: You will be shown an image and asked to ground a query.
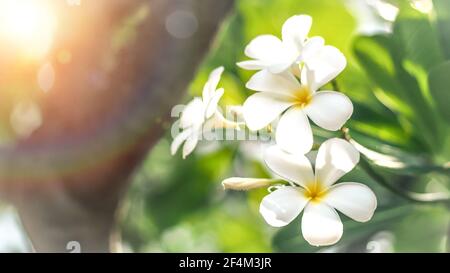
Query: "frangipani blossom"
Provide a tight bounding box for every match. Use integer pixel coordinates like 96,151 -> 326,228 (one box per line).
171,67 -> 240,158
242,53 -> 351,155
237,15 -> 331,74
225,138 -> 377,246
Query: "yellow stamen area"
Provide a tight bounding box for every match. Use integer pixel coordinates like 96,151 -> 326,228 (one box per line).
303,182 -> 327,203
292,85 -> 313,108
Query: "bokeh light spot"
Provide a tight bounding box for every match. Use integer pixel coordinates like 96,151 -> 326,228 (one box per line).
37,62 -> 55,93
165,10 -> 198,39
0,0 -> 57,60
10,101 -> 43,139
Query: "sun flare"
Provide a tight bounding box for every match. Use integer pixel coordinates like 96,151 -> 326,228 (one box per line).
0,0 -> 57,59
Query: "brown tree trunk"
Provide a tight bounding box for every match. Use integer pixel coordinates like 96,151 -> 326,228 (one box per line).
0,0 -> 234,252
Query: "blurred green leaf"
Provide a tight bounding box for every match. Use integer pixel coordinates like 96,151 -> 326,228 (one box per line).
272,205 -> 413,253
353,35 -> 413,118
210,203 -> 272,252
353,34 -> 442,152
148,150 -> 231,228
393,7 -> 444,71
393,205 -> 449,252
433,0 -> 450,59
428,60 -> 450,122
390,4 -> 446,152
348,102 -> 417,148
189,12 -> 247,104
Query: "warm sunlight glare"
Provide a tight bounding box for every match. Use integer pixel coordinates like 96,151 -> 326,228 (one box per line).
0,0 -> 57,60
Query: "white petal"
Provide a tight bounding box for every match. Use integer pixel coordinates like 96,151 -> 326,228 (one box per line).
237,60 -> 267,70
207,66 -> 224,95
202,81 -> 212,103
180,98 -> 205,129
304,91 -> 353,131
315,138 -> 360,188
246,70 -> 300,96
238,59 -> 295,74
244,34 -> 284,60
324,182 -> 377,222
243,92 -> 294,131
301,202 -> 343,246
182,130 -> 199,159
205,88 -> 224,119
300,64 -> 315,90
202,67 -> 224,103
171,128 -> 192,155
304,46 -> 347,91
276,107 -> 313,155
242,35 -> 297,73
260,186 -> 309,227
300,36 -> 325,63
267,59 -> 298,74
264,145 -> 314,188
282,15 -> 312,50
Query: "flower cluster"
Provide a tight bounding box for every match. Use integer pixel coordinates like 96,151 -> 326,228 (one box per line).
171,15 -> 377,246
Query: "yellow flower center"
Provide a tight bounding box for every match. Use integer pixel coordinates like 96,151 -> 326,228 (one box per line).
293,85 -> 312,108
304,182 -> 327,203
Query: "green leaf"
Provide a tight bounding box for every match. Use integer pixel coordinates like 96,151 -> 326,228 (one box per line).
189,12 -> 247,103
353,34 -> 442,152
387,5 -> 447,152
433,0 -> 450,59
428,60 -> 450,122
348,102 -> 418,149
143,143 -> 234,230
272,205 -> 413,253
353,35 -> 413,118
393,205 -> 449,252
393,8 -> 444,71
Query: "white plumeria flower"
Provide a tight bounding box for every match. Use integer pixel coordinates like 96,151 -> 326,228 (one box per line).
237,15 -> 329,74
263,139 -> 376,246
171,67 -> 239,158
242,50 -> 351,155
227,138 -> 377,246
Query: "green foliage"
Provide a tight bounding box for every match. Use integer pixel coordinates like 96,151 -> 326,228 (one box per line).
393,205 -> 449,252
428,61 -> 450,122
273,205 -> 413,252
433,0 -> 450,59
353,3 -> 450,154
394,5 -> 444,70
273,204 -> 449,253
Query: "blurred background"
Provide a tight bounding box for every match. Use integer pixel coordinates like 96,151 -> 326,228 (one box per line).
0,0 -> 449,253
